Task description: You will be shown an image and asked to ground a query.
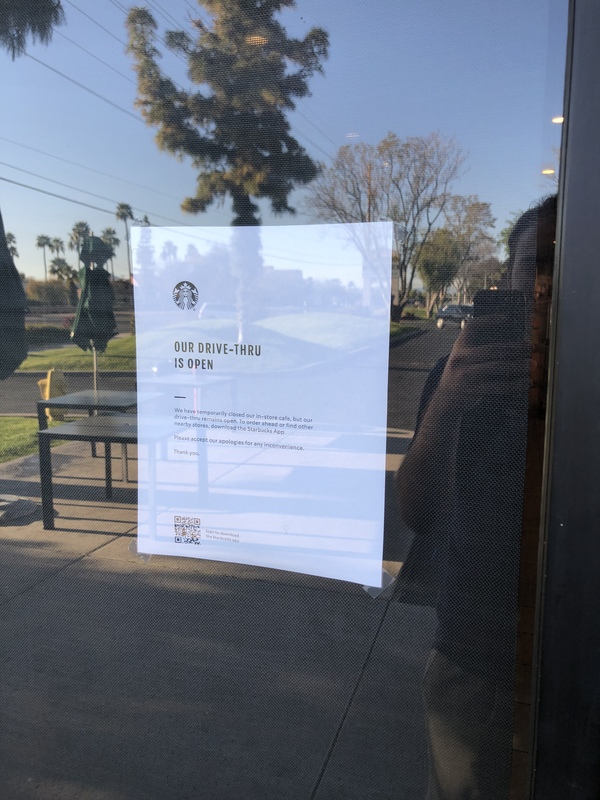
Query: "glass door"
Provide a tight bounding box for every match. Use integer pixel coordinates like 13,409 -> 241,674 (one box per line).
0,1 -> 570,798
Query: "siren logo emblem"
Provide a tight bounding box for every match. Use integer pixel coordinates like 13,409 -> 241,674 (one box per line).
172,281 -> 199,310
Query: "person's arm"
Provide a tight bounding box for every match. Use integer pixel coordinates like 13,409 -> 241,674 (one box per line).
397,318 -> 530,536
396,377 -> 462,537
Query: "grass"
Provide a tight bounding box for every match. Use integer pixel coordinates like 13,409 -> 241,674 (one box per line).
390,321 -> 420,340
0,418 -> 63,464
16,316 -> 422,375
18,335 -> 136,372
402,306 -> 429,320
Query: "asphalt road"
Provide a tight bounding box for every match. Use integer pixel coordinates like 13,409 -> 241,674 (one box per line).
26,310 -> 133,335
387,324 -> 458,431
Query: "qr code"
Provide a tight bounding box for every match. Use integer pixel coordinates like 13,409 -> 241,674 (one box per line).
174,515 -> 201,544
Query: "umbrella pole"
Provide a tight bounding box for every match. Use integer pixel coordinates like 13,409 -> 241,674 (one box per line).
93,346 -> 98,392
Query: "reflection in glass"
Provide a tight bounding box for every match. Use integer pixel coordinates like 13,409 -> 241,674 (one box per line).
0,0 -> 567,796
396,196 -> 557,799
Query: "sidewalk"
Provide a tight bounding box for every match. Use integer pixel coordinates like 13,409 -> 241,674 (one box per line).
0,443 -> 435,800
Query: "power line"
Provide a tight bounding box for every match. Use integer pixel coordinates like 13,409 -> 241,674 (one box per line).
31,41 -> 333,167
0,175 -> 116,215
0,171 -> 188,225
295,107 -> 341,152
145,0 -> 188,31
0,160 -> 142,209
64,0 -> 186,67
292,126 -> 335,162
0,173 -> 193,227
2,177 -> 360,269
106,0 -> 128,13
0,136 -> 183,203
62,0 -> 129,47
54,29 -> 136,84
0,158 -> 228,223
26,54 -> 141,122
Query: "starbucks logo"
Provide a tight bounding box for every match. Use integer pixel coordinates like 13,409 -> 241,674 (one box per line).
173,281 -> 199,310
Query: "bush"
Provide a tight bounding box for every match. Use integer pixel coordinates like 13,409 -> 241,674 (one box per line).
26,325 -> 72,348
25,279 -> 70,306
113,279 -> 133,308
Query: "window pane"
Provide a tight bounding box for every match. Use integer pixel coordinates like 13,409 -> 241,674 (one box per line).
0,1 -> 568,798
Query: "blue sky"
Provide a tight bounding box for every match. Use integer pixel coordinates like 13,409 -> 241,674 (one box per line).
0,0 -> 567,279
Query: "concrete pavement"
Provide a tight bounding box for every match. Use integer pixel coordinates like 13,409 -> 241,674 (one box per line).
0,326 -> 458,798
0,439 -> 436,800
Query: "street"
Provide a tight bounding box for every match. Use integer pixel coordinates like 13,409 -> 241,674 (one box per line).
0,325 -> 458,424
387,324 -> 458,431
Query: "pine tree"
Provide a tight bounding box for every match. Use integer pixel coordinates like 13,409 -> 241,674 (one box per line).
126,1 -> 328,226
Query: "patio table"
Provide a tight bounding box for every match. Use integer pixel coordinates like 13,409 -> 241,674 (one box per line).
37,388 -> 138,477
37,389 -> 138,430
38,414 -> 139,530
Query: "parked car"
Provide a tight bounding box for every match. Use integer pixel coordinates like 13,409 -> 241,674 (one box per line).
435,303 -> 473,329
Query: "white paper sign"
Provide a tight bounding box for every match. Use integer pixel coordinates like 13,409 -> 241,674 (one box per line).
132,222 -> 392,585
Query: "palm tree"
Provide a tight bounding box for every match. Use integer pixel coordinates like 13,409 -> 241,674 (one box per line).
36,234 -> 52,281
69,221 -> 91,266
0,1 -> 64,60
100,227 -> 120,280
49,236 -> 65,261
116,203 -> 134,281
6,232 -> 18,259
49,257 -> 76,283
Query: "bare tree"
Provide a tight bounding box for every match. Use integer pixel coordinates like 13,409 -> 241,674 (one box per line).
444,195 -> 496,302
306,132 -> 465,310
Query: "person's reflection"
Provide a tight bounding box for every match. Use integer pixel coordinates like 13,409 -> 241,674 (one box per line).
397,196 -> 557,800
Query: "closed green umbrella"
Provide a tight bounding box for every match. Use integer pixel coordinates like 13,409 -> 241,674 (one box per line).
0,209 -> 27,380
71,235 -> 118,390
